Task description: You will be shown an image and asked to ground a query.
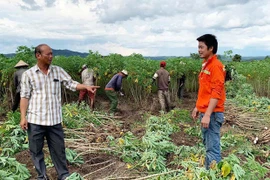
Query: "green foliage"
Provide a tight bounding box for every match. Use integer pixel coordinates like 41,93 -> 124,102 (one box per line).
0,112 -> 30,180
65,148 -> 84,166
45,156 -> 54,168
184,125 -> 201,137
67,172 -> 84,180
0,46 -> 202,105
14,46 -> 35,62
111,108 -> 269,179
170,145 -> 204,166
231,58 -> 270,97
0,112 -> 28,156
112,113 -> 178,172
223,50 -> 233,60
220,132 -> 246,151
117,132 -> 141,163
164,109 -> 193,123
226,73 -> 270,113
190,53 -> 200,60
0,156 -> 30,180
232,54 -> 242,62
242,156 -> 268,180
62,103 -> 103,129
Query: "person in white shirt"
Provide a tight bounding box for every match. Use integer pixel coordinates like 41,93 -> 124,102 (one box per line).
78,64 -> 96,110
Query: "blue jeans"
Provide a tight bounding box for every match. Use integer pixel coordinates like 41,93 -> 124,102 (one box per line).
200,112 -> 224,169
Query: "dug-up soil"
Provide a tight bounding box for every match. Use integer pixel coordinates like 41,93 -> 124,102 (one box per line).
15,93 -> 199,180
15,92 -> 266,180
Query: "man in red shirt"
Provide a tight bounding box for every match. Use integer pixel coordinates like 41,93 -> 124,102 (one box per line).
192,34 -> 226,169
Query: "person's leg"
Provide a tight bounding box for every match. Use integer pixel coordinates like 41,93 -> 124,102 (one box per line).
46,124 -> 69,180
179,84 -> 185,99
164,90 -> 171,112
88,91 -> 95,110
177,84 -> 181,99
27,123 -> 48,179
201,112 -> 224,169
106,90 -> 118,114
158,90 -> 166,112
12,92 -> 21,112
78,90 -> 87,106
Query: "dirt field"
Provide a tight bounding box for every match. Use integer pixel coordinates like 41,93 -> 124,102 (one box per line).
14,92 -> 269,179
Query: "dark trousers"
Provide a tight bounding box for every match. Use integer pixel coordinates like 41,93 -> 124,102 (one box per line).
177,84 -> 185,99
12,92 -> 20,112
27,123 -> 69,180
105,90 -> 118,113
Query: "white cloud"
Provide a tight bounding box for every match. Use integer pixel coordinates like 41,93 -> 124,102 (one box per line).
0,0 -> 270,56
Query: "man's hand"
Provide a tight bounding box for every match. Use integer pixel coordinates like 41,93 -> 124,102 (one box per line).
201,114 -> 210,128
192,107 -> 199,120
86,86 -> 100,93
20,117 -> 28,130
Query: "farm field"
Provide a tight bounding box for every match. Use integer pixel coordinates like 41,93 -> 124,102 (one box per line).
1,48 -> 270,179
2,93 -> 270,180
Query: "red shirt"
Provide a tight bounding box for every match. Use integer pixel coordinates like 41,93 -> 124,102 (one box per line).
196,55 -> 226,113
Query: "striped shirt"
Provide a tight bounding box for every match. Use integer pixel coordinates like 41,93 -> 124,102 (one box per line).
20,65 -> 79,126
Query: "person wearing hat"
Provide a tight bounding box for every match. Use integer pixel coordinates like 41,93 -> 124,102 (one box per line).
12,60 -> 29,112
78,64 -> 97,110
105,70 -> 128,115
152,61 -> 171,112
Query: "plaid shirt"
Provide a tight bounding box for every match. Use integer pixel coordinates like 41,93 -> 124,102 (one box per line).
20,65 -> 79,126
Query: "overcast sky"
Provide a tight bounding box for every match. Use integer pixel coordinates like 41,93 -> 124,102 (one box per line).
0,0 -> 270,56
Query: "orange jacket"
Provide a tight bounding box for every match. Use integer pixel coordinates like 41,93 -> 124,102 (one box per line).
196,55 -> 226,113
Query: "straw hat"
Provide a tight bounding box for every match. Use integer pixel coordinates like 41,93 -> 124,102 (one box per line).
121,70 -> 128,76
14,60 -> 29,68
82,64 -> 87,69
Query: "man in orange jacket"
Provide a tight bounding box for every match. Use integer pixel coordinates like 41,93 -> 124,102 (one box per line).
192,34 -> 226,169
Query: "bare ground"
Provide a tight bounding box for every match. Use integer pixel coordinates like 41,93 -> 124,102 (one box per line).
15,92 -> 270,179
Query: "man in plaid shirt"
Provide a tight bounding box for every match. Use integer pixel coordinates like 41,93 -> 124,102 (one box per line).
20,44 -> 99,180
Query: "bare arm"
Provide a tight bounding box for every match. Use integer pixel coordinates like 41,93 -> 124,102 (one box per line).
20,97 -> 29,130
76,84 -> 100,93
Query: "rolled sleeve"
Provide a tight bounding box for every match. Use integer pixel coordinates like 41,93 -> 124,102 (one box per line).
20,72 -> 31,99
60,68 -> 79,91
153,73 -> 158,79
63,80 -> 79,91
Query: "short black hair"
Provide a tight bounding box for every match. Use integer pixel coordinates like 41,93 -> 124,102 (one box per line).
34,44 -> 48,58
197,34 -> 218,54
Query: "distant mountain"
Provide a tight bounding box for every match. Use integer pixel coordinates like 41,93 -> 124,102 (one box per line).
240,56 -> 266,61
52,49 -> 88,57
145,55 -> 267,61
3,49 -> 89,58
3,49 -> 268,61
3,53 -> 16,58
144,56 -> 178,60
218,55 -> 266,61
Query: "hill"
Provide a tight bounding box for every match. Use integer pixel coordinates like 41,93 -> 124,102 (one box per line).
3,50 -> 267,61
3,49 -> 89,58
